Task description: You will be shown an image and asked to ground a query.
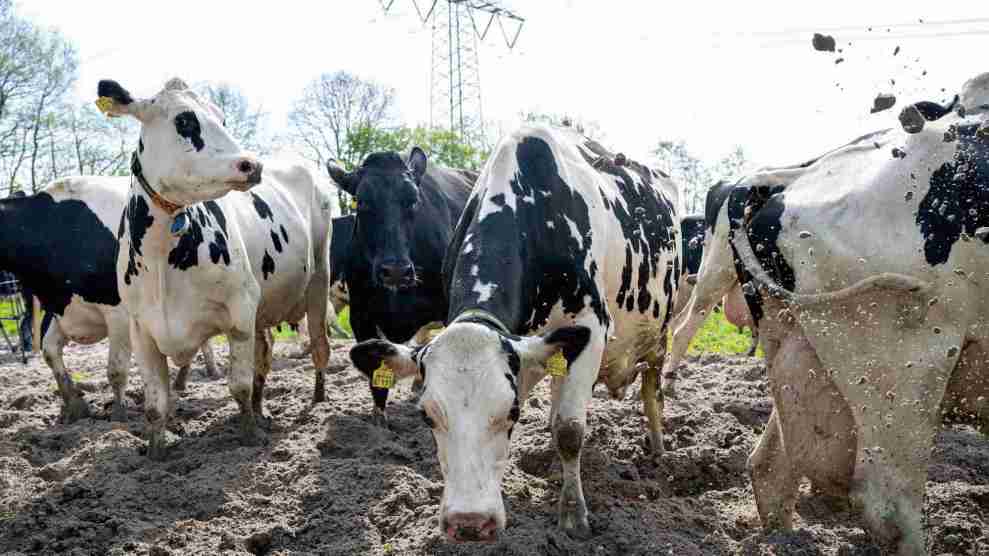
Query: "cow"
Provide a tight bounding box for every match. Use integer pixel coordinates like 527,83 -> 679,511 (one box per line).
0,177 -> 217,422
290,215 -> 356,357
349,124 -> 681,541
674,213 -> 705,313
326,150 -> 475,423
699,74 -> 989,554
97,77 -> 336,460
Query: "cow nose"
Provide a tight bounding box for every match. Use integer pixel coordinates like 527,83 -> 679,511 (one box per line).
236,158 -> 263,184
445,513 -> 498,543
378,262 -> 415,287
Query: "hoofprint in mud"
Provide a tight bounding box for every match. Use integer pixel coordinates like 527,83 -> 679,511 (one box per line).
1,340 -> 987,555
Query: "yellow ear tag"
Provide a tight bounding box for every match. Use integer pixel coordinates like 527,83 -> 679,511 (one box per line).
95,96 -> 115,116
349,198 -> 358,210
371,361 -> 395,389
546,350 -> 568,377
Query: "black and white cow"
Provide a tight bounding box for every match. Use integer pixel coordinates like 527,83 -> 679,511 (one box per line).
0,176 -> 217,422
674,213 -> 705,313
681,73 -> 989,554
349,124 -> 681,541
327,150 -> 475,422
97,77 -> 336,460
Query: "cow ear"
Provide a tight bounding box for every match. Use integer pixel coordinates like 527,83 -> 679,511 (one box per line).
408,147 -> 428,182
514,326 -> 592,368
96,79 -> 159,122
327,160 -> 358,196
350,339 -> 419,380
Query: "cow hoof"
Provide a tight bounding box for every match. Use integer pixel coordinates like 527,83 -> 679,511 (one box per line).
255,414 -> 273,431
146,433 -> 168,461
110,402 -> 128,423
649,434 -> 665,456
61,398 -> 91,424
370,410 -> 389,429
660,383 -> 676,399
239,416 -> 267,446
313,385 -> 326,405
173,377 -> 188,393
559,511 -> 592,540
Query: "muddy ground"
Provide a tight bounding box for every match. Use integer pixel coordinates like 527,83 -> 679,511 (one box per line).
0,340 -> 986,556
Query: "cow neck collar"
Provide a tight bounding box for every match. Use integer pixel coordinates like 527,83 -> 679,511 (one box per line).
131,152 -> 183,216
450,308 -> 511,336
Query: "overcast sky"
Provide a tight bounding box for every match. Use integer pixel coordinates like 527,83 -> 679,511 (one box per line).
19,0 -> 989,169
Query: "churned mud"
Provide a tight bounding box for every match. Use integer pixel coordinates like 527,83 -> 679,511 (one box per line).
0,342 -> 986,555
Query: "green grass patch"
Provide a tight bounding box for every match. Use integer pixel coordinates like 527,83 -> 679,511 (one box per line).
685,308 -> 763,357
337,305 -> 353,336
0,298 -> 21,337
209,308 -> 353,345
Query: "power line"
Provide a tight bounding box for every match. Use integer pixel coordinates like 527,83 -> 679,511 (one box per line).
376,1 -> 524,146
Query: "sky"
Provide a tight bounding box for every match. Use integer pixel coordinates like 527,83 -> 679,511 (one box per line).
19,0 -> 989,170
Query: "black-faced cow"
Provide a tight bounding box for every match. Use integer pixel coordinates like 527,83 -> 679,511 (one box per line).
327,150 -> 475,422
0,176 -> 217,422
97,77 -> 336,460
707,74 -> 989,554
350,124 -> 681,541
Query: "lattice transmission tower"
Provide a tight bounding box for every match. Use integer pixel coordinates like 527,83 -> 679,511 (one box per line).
377,1 -> 524,146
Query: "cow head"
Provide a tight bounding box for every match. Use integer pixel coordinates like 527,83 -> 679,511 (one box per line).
350,322 -> 590,542
96,78 -> 263,207
327,148 -> 428,289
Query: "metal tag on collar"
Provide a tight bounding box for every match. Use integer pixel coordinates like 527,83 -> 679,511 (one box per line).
170,211 -> 190,237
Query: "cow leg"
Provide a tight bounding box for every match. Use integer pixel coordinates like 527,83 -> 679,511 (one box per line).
252,328 -> 274,428
200,338 -> 220,379
305,269 -> 331,405
43,319 -> 90,423
746,326 -> 760,357
224,292 -> 263,445
130,319 -> 171,460
173,363 -> 191,392
554,330 -> 605,539
663,263 -> 737,397
821,326 -> 959,555
641,349 -> 666,455
748,407 -> 796,529
106,312 -> 132,423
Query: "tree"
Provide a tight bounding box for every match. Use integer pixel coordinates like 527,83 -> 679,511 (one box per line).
653,140 -> 750,214
286,71 -> 396,170
348,125 -> 486,171
197,82 -> 268,154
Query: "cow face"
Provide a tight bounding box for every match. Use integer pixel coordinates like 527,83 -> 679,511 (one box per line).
327,148 -> 427,289
96,78 -> 262,206
350,322 -> 589,542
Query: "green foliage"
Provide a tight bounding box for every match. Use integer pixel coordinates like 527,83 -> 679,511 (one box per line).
337,306 -> 353,337
686,309 -> 762,357
0,298 -> 18,336
346,125 -> 488,171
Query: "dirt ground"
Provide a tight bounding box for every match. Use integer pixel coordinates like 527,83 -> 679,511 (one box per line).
0,340 -> 986,556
